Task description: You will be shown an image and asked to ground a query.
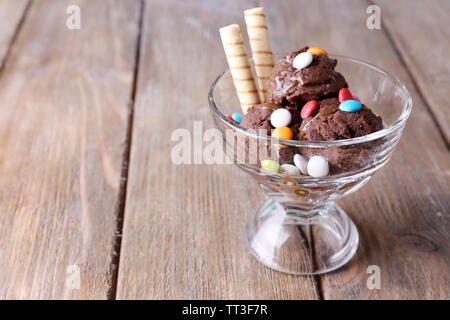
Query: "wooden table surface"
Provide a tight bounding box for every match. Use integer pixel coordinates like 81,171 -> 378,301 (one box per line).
0,0 -> 448,300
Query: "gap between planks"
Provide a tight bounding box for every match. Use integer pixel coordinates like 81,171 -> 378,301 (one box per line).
0,0 -> 31,74
313,0 -> 450,299
107,0 -> 145,300
257,0 -> 323,299
366,0 -> 449,150
309,225 -> 324,300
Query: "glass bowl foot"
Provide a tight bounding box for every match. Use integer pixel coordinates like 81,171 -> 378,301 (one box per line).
245,200 -> 359,275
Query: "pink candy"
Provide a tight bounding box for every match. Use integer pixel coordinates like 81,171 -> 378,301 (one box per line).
339,88 -> 353,103
301,100 -> 318,119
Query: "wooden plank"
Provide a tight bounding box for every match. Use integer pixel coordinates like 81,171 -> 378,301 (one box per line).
116,0 -> 320,299
0,0 -> 141,299
0,0 -> 29,69
373,0 -> 450,143
263,0 -> 449,299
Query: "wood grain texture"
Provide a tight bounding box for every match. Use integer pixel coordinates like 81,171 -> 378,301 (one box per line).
263,0 -> 449,300
1,0 -> 447,300
373,0 -> 450,143
0,0 -> 29,69
116,0 -> 319,299
0,0 -> 141,299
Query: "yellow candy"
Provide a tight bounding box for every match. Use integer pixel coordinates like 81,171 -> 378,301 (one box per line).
307,47 -> 328,56
271,126 -> 293,147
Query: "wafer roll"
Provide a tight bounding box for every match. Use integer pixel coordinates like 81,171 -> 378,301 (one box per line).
244,7 -> 274,103
220,24 -> 260,113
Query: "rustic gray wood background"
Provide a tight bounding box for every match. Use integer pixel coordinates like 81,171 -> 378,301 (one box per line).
0,0 -> 448,299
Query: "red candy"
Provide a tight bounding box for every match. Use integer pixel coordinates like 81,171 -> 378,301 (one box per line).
339,88 -> 353,103
225,115 -> 235,129
301,100 -> 318,119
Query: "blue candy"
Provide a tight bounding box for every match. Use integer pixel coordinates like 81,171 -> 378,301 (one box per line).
339,100 -> 362,112
232,112 -> 243,124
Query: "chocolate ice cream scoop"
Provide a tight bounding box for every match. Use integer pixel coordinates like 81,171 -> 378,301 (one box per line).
299,98 -> 382,141
267,47 -> 348,107
240,104 -> 275,134
240,102 -> 303,137
239,104 -> 299,165
298,97 -> 383,174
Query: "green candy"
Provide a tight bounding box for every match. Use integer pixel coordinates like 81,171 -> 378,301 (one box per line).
366,105 -> 374,111
261,159 -> 281,173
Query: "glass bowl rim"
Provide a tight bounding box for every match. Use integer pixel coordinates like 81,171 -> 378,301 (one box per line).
208,54 -> 412,148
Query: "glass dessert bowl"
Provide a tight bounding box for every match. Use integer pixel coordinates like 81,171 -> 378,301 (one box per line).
208,55 -> 412,275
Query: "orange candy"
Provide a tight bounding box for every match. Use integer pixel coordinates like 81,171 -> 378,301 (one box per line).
271,126 -> 293,147
307,47 -> 328,56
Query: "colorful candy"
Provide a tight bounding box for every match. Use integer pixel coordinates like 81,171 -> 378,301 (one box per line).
301,100 -> 318,119
338,88 -> 353,103
293,52 -> 313,70
271,126 -> 293,140
272,126 -> 293,148
366,105 -> 373,111
270,108 -> 292,128
339,100 -> 362,112
293,154 -> 308,175
307,156 -> 329,178
307,47 -> 328,56
261,159 -> 281,173
227,115 -> 234,122
231,112 -> 243,124
281,164 -> 300,175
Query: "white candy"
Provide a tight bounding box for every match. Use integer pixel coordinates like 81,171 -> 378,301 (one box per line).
270,108 -> 292,128
281,164 -> 300,175
307,156 -> 329,178
293,52 -> 313,70
293,154 -> 308,175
